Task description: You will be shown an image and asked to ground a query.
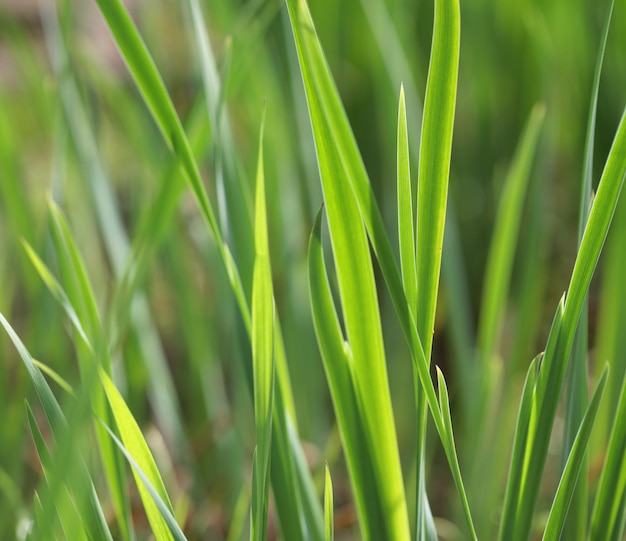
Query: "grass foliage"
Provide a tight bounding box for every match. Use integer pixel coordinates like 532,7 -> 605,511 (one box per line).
1,0 -> 626,539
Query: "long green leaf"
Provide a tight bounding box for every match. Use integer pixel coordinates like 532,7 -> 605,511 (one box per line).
250,108 -> 275,541
562,2 -> 615,537
589,371 -> 626,540
543,365 -> 608,541
308,207 -> 387,539
499,106 -> 626,540
397,85 -> 417,310
100,369 -> 175,541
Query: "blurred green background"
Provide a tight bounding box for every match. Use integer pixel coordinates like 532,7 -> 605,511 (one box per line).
1,0 -> 625,539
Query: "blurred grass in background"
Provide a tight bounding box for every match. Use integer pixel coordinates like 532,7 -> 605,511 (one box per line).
0,0 -> 625,539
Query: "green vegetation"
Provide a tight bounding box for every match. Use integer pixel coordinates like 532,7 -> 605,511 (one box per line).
1,0 -> 625,539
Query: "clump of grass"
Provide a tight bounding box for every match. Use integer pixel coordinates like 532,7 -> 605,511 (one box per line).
1,0 -> 625,540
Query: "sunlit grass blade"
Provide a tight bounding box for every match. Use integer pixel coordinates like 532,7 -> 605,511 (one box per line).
499,107 -> 626,540
100,369 -> 176,541
543,365 -> 608,541
96,419 -> 188,541
563,2 -> 614,537
324,464 -> 334,541
308,207 -> 386,539
406,0 -> 460,533
397,85 -> 417,310
286,2 -> 474,535
294,52 -> 408,537
250,108 -> 275,541
589,371 -> 626,541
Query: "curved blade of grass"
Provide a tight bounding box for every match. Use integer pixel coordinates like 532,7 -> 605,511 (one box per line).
250,108 -> 275,541
91,0 -> 249,333
563,2 -> 614,537
324,464 -> 334,541
397,85 -> 417,310
100,368 -> 175,541
543,365 -> 608,541
499,351 -> 545,541
499,107 -> 626,540
96,419 -> 188,541
308,207 -> 387,539
286,2 -> 473,534
589,371 -> 626,541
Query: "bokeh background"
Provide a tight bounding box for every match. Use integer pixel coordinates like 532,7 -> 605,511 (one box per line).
1,0 -> 625,539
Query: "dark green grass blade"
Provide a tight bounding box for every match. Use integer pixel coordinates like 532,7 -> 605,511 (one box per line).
589,371 -> 626,541
0,313 -> 113,541
499,107 -> 626,541
562,2 -> 615,538
543,365 -> 608,541
91,0 -> 249,328
499,352 -> 544,541
26,402 -> 88,541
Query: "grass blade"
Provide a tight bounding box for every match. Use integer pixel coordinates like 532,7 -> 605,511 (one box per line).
543,365 -> 609,541
589,371 -> 626,540
100,369 -> 176,541
562,2 -> 615,537
397,85 -> 417,310
250,108 -> 275,541
324,464 -> 334,541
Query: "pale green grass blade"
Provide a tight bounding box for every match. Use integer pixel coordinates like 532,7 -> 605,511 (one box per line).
287,3 -> 409,536
308,208 -> 386,539
100,369 -> 175,541
589,372 -> 626,541
324,464 -> 333,541
543,365 -> 608,541
476,104 -> 545,367
26,403 -> 89,541
397,85 -> 417,310
96,419 -> 188,541
286,3 -> 473,534
415,0 -> 460,355
250,109 -> 275,541
500,107 -> 626,540
563,3 -> 614,537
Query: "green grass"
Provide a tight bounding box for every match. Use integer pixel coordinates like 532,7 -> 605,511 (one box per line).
1,0 -> 626,540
